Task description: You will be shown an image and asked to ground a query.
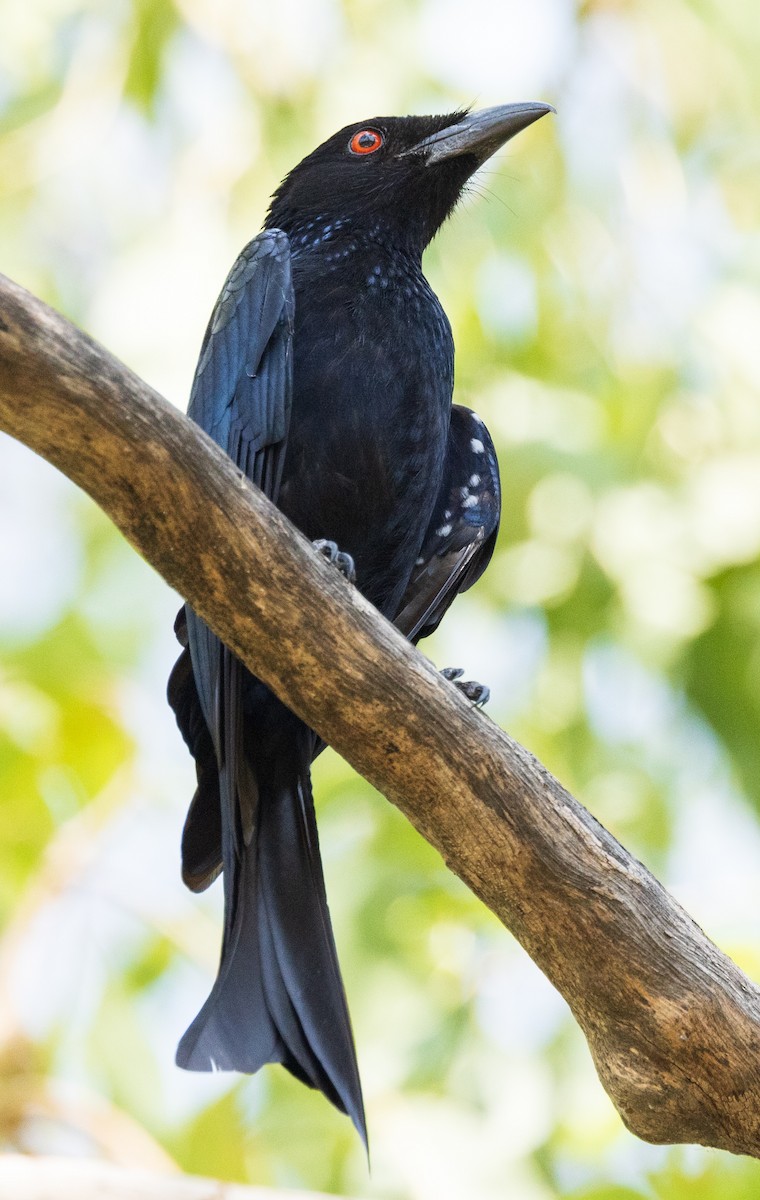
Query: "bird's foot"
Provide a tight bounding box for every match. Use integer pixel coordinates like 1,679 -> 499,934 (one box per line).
441,666 -> 490,708
313,539 -> 356,584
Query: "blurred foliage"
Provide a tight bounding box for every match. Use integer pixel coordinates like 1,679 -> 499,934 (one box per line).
2,0 -> 760,1197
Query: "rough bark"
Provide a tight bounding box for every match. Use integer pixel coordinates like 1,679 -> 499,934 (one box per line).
1,272 -> 759,1156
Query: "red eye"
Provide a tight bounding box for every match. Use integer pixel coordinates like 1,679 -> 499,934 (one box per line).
349,129 -> 384,156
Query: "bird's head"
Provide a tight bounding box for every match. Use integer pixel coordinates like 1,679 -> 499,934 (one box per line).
266,103 -> 554,256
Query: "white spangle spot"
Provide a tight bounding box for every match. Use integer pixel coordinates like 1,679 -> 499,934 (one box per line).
462,494 -> 478,509
373,264 -> 382,276
469,473 -> 481,487
460,486 -> 470,499
415,555 -> 425,565
323,223 -> 333,234
437,523 -> 453,537
444,509 -> 452,520
367,275 -> 376,286
470,438 -> 485,454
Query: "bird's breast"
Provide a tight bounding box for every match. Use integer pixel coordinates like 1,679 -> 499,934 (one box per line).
278,259 -> 453,614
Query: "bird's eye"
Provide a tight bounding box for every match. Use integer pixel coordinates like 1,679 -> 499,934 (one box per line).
348,129 -> 384,156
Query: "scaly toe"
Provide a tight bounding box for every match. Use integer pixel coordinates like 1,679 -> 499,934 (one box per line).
313,539 -> 356,583
441,666 -> 490,708
455,679 -> 490,708
335,550 -> 357,584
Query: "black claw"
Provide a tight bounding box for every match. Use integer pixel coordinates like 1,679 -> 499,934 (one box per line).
313,539 -> 357,583
441,666 -> 490,708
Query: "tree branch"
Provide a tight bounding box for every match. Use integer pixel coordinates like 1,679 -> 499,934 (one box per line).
1,272 -> 760,1156
0,1154 -> 350,1199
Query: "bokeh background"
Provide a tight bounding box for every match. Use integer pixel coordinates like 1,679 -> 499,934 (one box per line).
2,0 -> 760,1196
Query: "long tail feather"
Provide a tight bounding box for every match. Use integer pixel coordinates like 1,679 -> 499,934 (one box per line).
175,712 -> 366,1145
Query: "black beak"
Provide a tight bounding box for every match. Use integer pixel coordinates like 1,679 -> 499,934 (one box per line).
409,102 -> 555,165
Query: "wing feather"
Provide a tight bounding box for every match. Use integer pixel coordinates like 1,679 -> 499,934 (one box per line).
394,405 -> 501,642
169,229 -> 294,888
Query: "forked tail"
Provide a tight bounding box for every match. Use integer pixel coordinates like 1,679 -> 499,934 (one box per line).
174,702 -> 366,1145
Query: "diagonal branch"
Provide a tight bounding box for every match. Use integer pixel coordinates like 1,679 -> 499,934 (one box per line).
1,273 -> 759,1156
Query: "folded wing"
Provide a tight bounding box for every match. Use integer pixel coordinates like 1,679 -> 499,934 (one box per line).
394,405 -> 501,642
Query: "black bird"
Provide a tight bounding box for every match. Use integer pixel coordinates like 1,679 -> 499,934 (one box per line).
168,102 -> 553,1144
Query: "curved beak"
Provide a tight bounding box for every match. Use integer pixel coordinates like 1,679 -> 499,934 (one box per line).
411,102 -> 555,165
